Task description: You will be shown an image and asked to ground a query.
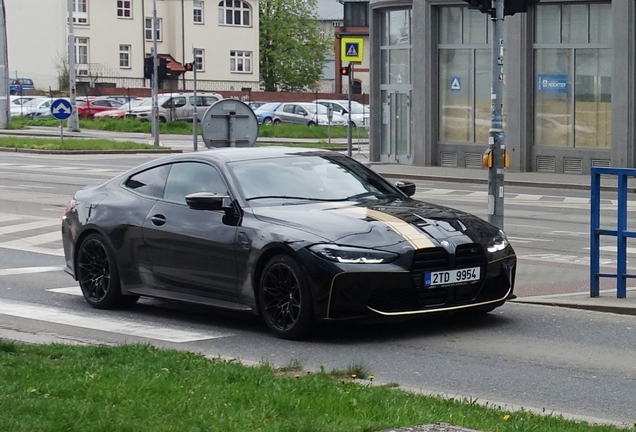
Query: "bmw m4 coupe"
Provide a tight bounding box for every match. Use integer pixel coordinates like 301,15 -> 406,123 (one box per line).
62,147 -> 516,339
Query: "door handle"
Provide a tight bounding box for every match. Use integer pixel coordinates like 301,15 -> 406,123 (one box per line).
150,214 -> 166,226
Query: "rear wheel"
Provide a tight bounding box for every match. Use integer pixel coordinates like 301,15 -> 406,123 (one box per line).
259,255 -> 315,340
76,233 -> 137,309
307,121 -> 316,127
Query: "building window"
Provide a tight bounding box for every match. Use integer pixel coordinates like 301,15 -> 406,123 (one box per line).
72,0 -> 88,24
195,49 -> 204,71
534,3 -> 612,149
117,0 -> 132,18
230,51 -> 251,73
145,17 -> 162,41
437,7 -> 491,144
75,37 -> 89,75
193,1 -> 204,24
218,0 -> 251,27
119,44 -> 131,68
343,2 -> 368,27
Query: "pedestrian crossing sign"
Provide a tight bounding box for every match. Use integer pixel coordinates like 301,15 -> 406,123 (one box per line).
341,37 -> 364,62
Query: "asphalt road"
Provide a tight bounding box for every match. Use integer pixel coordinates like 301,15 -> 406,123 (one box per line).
0,152 -> 635,426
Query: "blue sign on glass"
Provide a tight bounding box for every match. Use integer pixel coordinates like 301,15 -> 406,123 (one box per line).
538,74 -> 569,93
450,77 -> 461,91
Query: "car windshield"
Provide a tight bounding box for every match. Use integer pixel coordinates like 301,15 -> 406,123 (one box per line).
349,102 -> 367,114
255,102 -> 280,112
304,104 -> 328,115
230,154 -> 400,204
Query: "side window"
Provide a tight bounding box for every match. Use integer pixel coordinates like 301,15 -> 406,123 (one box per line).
283,105 -> 294,114
163,162 -> 227,205
125,164 -> 170,198
202,96 -> 218,105
295,106 -> 307,115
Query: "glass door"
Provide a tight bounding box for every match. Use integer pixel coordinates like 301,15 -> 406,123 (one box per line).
380,90 -> 411,163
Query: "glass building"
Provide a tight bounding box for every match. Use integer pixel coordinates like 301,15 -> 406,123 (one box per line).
369,0 -> 627,174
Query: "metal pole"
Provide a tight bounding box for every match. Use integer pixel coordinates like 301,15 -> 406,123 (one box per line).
488,0 -> 505,229
0,0 -> 8,129
66,0 -> 79,132
347,62 -> 353,157
152,0 -> 160,146
192,47 -> 197,151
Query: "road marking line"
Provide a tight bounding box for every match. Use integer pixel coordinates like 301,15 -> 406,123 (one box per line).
1,231 -> 61,246
0,299 -> 230,343
507,236 -> 551,242
0,214 -> 25,223
0,219 -> 60,234
597,245 -> 636,255
0,266 -> 65,276
47,287 -> 82,296
0,243 -> 64,256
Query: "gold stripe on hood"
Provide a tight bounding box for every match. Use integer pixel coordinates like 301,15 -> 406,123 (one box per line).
365,209 -> 435,249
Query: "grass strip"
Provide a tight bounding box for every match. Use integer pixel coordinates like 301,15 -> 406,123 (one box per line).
0,342 -> 626,432
9,116 -> 369,139
0,137 -> 162,151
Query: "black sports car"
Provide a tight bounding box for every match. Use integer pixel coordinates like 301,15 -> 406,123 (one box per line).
62,147 -> 516,339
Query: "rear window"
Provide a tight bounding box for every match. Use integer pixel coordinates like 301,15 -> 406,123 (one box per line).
19,79 -> 33,85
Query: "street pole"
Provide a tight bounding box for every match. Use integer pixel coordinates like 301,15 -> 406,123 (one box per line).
151,0 -> 160,146
347,62 -> 353,157
66,0 -> 79,132
0,0 -> 9,129
488,0 -> 505,230
192,47 -> 197,152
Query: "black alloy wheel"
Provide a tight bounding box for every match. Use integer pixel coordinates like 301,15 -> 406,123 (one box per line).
259,255 -> 314,339
77,234 -> 137,309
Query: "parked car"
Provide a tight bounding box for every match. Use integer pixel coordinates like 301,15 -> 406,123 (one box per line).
10,97 -> 51,117
9,78 -> 34,95
61,147 -> 516,340
94,98 -> 148,119
313,99 -> 370,127
249,101 -> 267,110
253,102 -> 281,125
77,98 -> 125,119
272,102 -> 348,126
130,92 -> 223,122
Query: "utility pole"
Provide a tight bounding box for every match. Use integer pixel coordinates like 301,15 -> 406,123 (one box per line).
151,0 -> 160,146
0,0 -> 9,129
192,47 -> 197,151
347,63 -> 353,157
66,0 -> 79,132
488,0 -> 505,230
461,0 -> 540,230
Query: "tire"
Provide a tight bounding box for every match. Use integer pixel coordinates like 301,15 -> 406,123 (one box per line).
262,117 -> 272,125
76,233 -> 135,309
259,254 -> 315,340
307,121 -> 316,127
158,116 -> 167,123
273,119 -> 281,125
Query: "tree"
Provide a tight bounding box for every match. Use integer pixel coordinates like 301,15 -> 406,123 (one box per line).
260,0 -> 331,92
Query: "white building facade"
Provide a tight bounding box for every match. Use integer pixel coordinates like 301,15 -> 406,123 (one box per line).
5,0 -> 260,92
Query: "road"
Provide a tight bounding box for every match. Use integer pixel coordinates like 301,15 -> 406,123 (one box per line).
0,152 -> 635,426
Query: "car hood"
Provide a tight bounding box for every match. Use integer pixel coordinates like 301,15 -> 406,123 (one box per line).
250,199 -> 500,253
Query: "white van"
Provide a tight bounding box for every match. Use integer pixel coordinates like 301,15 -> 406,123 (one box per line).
131,92 -> 223,122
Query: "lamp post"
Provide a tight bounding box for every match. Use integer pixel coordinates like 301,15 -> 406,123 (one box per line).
0,0 -> 8,128
66,0 -> 79,132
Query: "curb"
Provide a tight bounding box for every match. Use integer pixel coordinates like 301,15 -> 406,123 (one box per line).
0,147 -> 182,155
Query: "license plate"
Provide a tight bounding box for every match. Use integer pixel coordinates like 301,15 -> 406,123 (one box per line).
424,267 -> 480,287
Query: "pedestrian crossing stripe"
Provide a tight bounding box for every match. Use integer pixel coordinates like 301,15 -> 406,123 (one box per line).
0,212 -> 63,256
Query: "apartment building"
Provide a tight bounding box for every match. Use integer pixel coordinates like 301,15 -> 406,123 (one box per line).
5,0 -> 260,92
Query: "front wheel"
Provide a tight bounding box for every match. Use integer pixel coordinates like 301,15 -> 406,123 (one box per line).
76,233 -> 135,309
262,117 -> 272,125
259,255 -> 315,340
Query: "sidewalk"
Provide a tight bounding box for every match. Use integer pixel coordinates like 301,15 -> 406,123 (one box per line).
3,126 -> 636,317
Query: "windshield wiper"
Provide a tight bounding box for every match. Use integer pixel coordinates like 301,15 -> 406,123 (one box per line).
246,195 -> 346,202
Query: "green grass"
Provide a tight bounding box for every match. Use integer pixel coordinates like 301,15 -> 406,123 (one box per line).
0,342 -> 627,432
0,136 -> 163,151
9,116 -> 369,139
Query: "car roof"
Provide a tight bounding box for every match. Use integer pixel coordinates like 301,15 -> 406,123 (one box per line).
147,147 -> 338,166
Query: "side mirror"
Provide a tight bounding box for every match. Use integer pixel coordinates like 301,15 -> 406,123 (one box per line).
185,192 -> 231,211
395,181 -> 416,197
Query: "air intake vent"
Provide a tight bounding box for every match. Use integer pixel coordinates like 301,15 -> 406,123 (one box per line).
592,159 -> 610,168
564,158 -> 583,174
441,152 -> 458,167
455,243 -> 485,268
537,156 -> 556,173
465,153 -> 483,169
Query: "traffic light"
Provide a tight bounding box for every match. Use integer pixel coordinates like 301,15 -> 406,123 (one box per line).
340,65 -> 350,76
144,56 -> 153,79
158,57 -> 168,84
184,62 -> 194,72
462,0 -> 539,16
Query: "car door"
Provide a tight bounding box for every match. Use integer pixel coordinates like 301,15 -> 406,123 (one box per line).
163,96 -> 187,121
278,103 -> 297,124
141,161 -> 239,299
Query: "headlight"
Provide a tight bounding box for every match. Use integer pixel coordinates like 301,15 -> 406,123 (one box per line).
309,244 -> 398,264
487,230 -> 509,253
